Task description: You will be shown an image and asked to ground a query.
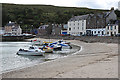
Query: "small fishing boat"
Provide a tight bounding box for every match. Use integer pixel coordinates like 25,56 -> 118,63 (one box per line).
58,43 -> 72,49
43,41 -> 53,44
42,46 -> 53,53
17,46 -> 45,56
49,44 -> 62,51
57,40 -> 70,45
31,39 -> 43,46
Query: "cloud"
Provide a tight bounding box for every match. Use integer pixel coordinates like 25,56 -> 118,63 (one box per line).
0,0 -> 120,9
76,0 -> 120,9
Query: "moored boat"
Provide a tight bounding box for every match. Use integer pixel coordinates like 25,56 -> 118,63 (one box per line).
17,46 -> 45,56
42,47 -> 53,53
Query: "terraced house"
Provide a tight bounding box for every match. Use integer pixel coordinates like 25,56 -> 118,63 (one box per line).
4,21 -> 22,35
67,10 -> 117,36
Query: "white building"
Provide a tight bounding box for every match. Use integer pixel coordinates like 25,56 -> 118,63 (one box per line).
105,24 -> 119,36
118,1 -> 120,11
86,28 -> 106,36
12,26 -> 22,35
67,15 -> 88,36
0,27 -> 5,35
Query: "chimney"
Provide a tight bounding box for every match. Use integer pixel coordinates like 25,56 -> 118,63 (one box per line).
111,7 -> 114,11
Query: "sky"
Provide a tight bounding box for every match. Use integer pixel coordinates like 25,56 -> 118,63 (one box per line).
0,0 -> 120,10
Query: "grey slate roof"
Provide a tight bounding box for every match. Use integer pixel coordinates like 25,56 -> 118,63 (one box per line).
69,14 -> 89,21
6,22 -> 16,26
69,11 -> 114,22
12,26 -> 19,29
103,12 -> 111,17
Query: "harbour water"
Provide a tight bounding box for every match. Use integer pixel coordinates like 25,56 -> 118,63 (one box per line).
0,42 -> 80,73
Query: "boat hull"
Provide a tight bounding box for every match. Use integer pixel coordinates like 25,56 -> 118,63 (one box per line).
43,49 -> 53,53
17,51 -> 44,56
53,47 -> 62,51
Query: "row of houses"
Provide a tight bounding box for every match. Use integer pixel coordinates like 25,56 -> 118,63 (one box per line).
0,21 -> 22,36
37,24 -> 67,36
1,10 -> 119,37
0,21 -> 66,36
67,10 -> 119,36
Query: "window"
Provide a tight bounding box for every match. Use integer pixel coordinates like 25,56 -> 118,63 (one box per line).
114,26 -> 116,29
98,31 -> 100,33
107,32 -> 109,34
102,31 -> 104,35
82,23 -> 84,26
111,26 -> 112,30
88,22 -> 89,24
78,27 -> 79,29
69,23 -> 71,26
80,32 -> 82,35
78,23 -> 79,25
74,27 -> 75,29
82,27 -> 84,30
69,28 -> 71,31
94,31 -> 96,34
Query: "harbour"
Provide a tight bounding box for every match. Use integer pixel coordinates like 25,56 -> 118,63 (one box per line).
0,41 -> 80,73
1,1 -> 119,78
1,38 -> 118,78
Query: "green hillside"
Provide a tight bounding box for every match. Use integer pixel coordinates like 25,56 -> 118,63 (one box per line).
2,3 -> 110,29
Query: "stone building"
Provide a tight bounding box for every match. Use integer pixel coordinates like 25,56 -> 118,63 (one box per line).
38,25 -> 49,36
52,24 -> 62,36
5,21 -> 22,35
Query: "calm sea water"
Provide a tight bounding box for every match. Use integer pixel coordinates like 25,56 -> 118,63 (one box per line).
0,42 -> 80,73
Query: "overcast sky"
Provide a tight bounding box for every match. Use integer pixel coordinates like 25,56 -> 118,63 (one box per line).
0,0 -> 120,10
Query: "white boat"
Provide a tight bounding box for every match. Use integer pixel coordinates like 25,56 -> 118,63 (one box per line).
17,46 -> 45,56
58,40 -> 70,45
58,43 -> 72,49
30,40 -> 43,46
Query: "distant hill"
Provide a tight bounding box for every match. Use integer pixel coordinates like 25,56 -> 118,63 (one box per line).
2,3 -> 111,29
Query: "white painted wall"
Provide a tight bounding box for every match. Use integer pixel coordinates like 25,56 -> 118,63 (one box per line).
0,30 -> 5,35
67,20 -> 86,36
12,26 -> 22,35
105,24 -> 118,36
86,28 -> 106,36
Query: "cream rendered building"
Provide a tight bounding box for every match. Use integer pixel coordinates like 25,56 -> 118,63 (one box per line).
106,24 -> 119,36
67,15 -> 87,36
